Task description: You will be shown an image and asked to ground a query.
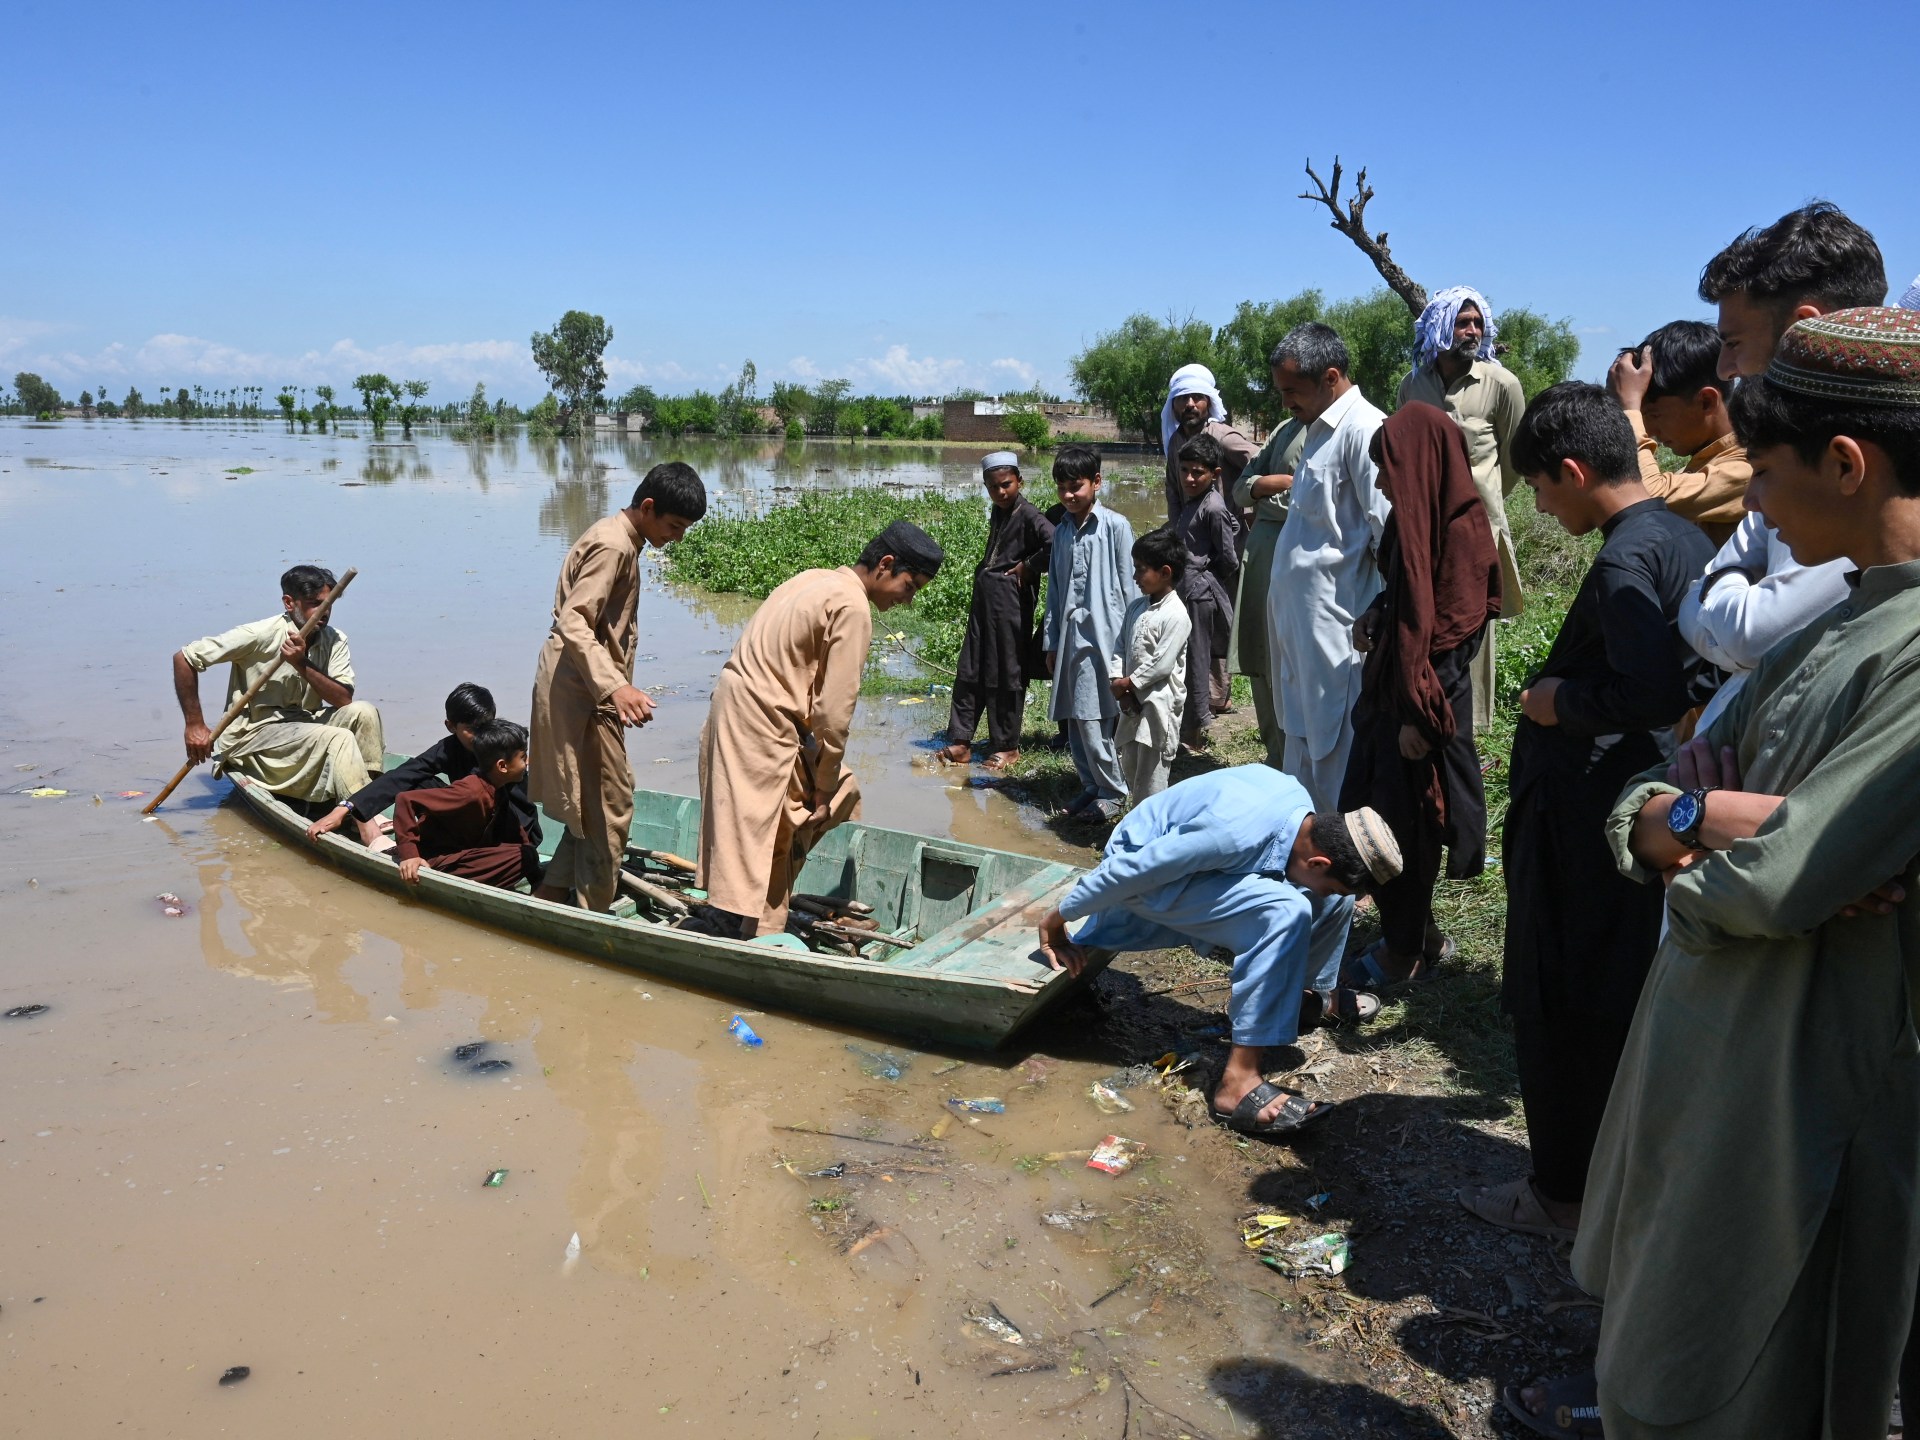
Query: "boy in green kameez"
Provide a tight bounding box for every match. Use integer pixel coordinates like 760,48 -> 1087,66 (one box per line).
1572,308 -> 1920,1438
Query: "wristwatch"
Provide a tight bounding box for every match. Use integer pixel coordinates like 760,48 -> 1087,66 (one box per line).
1667,787 -> 1712,849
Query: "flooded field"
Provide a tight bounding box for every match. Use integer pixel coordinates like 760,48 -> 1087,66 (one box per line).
0,419 -> 1334,1436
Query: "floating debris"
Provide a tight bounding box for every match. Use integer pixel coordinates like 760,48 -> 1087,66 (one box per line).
947,1097 -> 1005,1114
217,1366 -> 250,1386
25,788 -> 67,799
968,1302 -> 1025,1345
483,1169 -> 508,1188
4,1004 -> 49,1020
451,1041 -> 488,1063
930,1059 -> 966,1077
1307,1192 -> 1331,1211
989,1362 -> 1056,1378
564,1232 -> 582,1263
727,1014 -> 764,1047
1086,1136 -> 1143,1176
117,790 -> 147,799
1040,1203 -> 1106,1231
1017,1054 -> 1058,1086
1240,1213 -> 1293,1250
847,1044 -> 909,1081
155,892 -> 187,918
469,1058 -> 511,1074
1088,1081 -> 1134,1114
803,1162 -> 846,1179
1261,1232 -> 1350,1277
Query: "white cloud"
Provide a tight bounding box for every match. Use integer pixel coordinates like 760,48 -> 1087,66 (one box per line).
990,356 -> 1038,387
849,344 -> 969,393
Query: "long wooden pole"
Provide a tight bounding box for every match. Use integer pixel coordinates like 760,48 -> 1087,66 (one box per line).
144,567 -> 360,815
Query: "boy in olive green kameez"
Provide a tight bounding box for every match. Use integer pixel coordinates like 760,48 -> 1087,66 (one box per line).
1578,309 -> 1920,1439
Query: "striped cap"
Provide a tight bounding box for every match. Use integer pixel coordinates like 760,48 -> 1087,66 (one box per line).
1768,306 -> 1920,408
1341,807 -> 1404,886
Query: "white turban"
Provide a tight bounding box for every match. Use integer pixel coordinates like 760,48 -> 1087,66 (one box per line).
1902,274 -> 1920,311
1414,286 -> 1499,370
1159,363 -> 1227,454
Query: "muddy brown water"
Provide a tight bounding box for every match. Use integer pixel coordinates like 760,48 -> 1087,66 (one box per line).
0,420 -> 1309,1435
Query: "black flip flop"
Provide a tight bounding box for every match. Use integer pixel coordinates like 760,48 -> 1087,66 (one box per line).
1210,1081 -> 1336,1136
1500,1372 -> 1603,1438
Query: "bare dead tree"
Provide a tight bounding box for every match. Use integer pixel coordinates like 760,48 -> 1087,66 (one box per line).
1299,157 -> 1428,321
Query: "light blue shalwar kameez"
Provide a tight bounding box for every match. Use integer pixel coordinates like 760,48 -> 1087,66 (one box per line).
1058,767 -> 1347,1046
1043,501 -> 1134,804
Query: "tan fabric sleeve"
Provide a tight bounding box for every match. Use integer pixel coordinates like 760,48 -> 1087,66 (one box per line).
1492,368 -> 1526,497
554,537 -> 631,701
179,617 -> 278,673
807,589 -> 872,800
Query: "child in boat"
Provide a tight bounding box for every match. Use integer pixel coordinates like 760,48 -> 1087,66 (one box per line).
305,681 -> 542,852
393,720 -> 544,890
1111,526 -> 1191,807
1042,445 -> 1135,823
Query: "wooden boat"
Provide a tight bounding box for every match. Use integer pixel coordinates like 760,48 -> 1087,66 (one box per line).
232,762 -> 1104,1050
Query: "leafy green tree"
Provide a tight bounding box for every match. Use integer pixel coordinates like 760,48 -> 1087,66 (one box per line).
173,387 -> 190,417
809,378 -> 851,437
313,384 -> 332,433
839,397 -> 867,440
652,396 -> 691,437
861,397 -> 911,438
912,412 -> 944,441
769,380 -> 811,432
529,309 -> 612,434
276,388 -> 297,426
14,372 -> 62,418
400,379 -> 430,437
1492,308 -> 1582,401
526,393 -> 561,438
123,387 -> 144,419
1004,405 -> 1052,452
784,417 -> 805,442
717,359 -> 760,436
1213,292 -> 1330,432
1068,314 -> 1216,441
352,372 -> 392,428
614,384 -> 658,425
295,406 -> 312,432
79,390 -> 94,414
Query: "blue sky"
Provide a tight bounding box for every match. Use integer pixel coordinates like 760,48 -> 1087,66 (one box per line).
3,0 -> 1913,406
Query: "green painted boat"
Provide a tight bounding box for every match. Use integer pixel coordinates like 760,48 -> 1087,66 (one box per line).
231,759 -> 1105,1050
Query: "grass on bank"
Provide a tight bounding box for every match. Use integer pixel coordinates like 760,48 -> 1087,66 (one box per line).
668,483 -> 1601,1117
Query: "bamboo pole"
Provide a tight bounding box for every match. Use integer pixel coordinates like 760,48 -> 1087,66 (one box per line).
144,567 -> 360,815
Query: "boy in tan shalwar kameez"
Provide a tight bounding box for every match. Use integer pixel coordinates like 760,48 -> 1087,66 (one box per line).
690,521 -> 944,939
529,463 -> 706,911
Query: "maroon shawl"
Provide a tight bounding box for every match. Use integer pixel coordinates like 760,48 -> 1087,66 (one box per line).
1372,404 -> 1501,806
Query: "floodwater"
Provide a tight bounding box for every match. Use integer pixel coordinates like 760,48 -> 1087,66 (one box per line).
0,420 -> 1305,1436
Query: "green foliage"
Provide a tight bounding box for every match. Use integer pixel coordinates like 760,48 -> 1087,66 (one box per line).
717,359 -> 761,437
1069,313 -> 1216,439
351,372 -> 392,419
1492,308 -> 1582,402
810,378 -> 852,437
615,384 -> 659,423
1494,502 -> 1602,700
785,417 -> 805,441
911,411 -> 943,441
173,387 -> 190,417
839,397 -> 867,439
530,309 -> 613,433
663,490 -> 993,675
122,387 -> 145,419
399,378 -> 430,437
14,371 -> 62,418
525,393 -> 562,438
769,380 -> 811,431
1004,405 -> 1052,452
276,388 -> 297,426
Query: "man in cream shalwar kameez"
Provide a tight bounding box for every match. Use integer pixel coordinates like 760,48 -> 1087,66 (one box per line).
695,522 -> 943,938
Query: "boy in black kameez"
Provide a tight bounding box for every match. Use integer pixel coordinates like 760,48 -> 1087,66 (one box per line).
942,451 -> 1054,770
1171,433 -> 1241,751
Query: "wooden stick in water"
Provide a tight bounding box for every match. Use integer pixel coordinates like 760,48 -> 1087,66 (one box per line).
145,567 -> 360,815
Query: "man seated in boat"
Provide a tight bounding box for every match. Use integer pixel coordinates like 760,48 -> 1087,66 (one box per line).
303,681 -> 542,855
1035,765 -> 1402,1136
684,520 -> 945,940
172,565 -> 385,837
392,719 -> 544,890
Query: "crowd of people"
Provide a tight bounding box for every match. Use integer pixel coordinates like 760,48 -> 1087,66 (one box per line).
167,198 -> 1920,1437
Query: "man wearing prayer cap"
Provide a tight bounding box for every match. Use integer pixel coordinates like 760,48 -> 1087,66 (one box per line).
1037,765 -> 1401,1135
941,452 -> 1054,769
689,521 -> 943,938
1545,307 -> 1920,1437
1397,285 -> 1527,733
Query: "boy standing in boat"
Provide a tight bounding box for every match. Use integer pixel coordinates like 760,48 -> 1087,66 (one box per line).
171,564 -> 386,837
529,462 -> 707,911
687,521 -> 944,940
393,719 -> 542,890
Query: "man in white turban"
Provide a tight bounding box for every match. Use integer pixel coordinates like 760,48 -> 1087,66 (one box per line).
1160,362 -> 1257,528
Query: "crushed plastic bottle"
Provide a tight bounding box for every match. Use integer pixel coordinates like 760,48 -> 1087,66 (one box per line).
947,1097 -> 1005,1114
727,1014 -> 764,1047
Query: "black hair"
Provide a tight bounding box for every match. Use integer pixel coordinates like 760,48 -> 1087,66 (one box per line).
1308,813 -> 1374,893
444,682 -> 496,726
1175,432 -> 1225,471
1052,445 -> 1102,485
280,564 -> 336,602
856,534 -> 893,568
471,718 -> 528,772
1511,382 -> 1638,484
632,460 -> 708,521
1698,201 -> 1887,312
1131,525 -> 1189,580
1729,376 -> 1920,498
1270,322 -> 1351,380
1637,320 -> 1726,405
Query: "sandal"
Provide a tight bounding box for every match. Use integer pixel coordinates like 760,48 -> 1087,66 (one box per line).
1338,935 -> 1454,993
1299,986 -> 1380,1030
1500,1371 -> 1603,1437
1211,1081 -> 1336,1136
1457,1176 -> 1578,1243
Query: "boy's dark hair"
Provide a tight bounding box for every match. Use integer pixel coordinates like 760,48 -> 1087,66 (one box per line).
1052,445 -> 1102,485
1132,525 -> 1189,580
1637,320 -> 1726,405
471,718 -> 528,772
1308,812 -> 1374,894
444,682 -> 496,726
1176,432 -> 1225,471
1511,382 -> 1638,484
1270,322 -> 1351,380
632,461 -> 708,521
1729,377 -> 1920,498
280,564 -> 336,602
1697,201 -> 1887,313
